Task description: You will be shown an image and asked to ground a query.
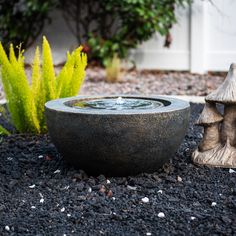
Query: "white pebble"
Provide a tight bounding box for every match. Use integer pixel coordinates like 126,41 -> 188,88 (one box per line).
157,190 -> 163,194
157,212 -> 165,218
88,187 -> 92,193
106,179 -> 111,184
64,185 -> 70,190
190,216 -> 196,220
229,168 -> 235,173
40,198 -> 44,203
61,207 -> 65,212
7,157 -> 13,161
146,233 -> 152,236
67,214 -> 71,217
29,184 -> 35,189
127,185 -> 137,191
177,176 -> 183,182
38,155 -> 43,159
112,197 -> 116,201
31,206 -> 36,209
5,226 -> 10,231
54,169 -> 61,174
141,197 -> 149,203
211,202 -> 217,207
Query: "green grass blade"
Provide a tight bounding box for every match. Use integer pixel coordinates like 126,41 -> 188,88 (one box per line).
0,125 -> 10,135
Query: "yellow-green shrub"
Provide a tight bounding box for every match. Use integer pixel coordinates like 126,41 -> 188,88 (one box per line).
105,54 -> 121,83
0,36 -> 87,134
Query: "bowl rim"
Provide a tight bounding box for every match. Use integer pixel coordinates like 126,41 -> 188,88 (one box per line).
45,95 -> 190,115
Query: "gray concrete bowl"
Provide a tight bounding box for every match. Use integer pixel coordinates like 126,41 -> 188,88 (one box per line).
45,95 -> 190,176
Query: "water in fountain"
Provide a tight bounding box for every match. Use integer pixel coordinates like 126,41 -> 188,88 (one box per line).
73,97 -> 164,110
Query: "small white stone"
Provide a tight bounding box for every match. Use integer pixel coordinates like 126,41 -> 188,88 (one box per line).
219,193 -> 222,196
64,185 -> 70,190
112,197 -> 116,201
5,226 -> 10,231
67,214 -> 71,217
177,176 -> 183,182
157,190 -> 163,194
146,233 -> 152,236
229,169 -> 235,173
157,212 -> 165,218
38,155 -> 43,159
61,207 -> 65,212
211,202 -> 217,207
54,169 -> 61,174
127,185 -> 137,191
29,184 -> 35,189
31,206 -> 36,209
7,157 -> 13,161
63,234 -> 66,236
40,198 -> 44,203
141,197 -> 149,203
88,187 -> 92,193
106,179 -> 111,184
190,216 -> 196,220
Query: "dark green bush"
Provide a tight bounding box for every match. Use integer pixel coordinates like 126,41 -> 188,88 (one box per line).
0,0 -> 57,49
61,0 -> 192,65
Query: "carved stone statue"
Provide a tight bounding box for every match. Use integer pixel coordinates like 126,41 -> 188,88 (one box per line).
192,63 -> 236,168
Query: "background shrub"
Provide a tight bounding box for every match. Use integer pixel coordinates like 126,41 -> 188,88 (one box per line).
0,0 -> 57,50
60,0 -> 192,65
0,0 -> 192,65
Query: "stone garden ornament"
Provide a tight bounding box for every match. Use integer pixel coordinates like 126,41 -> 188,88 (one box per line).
192,63 -> 236,167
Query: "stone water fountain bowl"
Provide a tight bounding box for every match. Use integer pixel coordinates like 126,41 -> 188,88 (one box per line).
45,95 -> 190,176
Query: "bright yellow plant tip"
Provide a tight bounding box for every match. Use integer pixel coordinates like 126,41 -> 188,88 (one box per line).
42,36 -> 56,101
0,37 -> 87,133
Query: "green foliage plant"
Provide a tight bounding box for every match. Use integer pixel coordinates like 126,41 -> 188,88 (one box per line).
0,124 -> 10,135
60,0 -> 191,65
0,36 -> 87,134
0,0 -> 57,50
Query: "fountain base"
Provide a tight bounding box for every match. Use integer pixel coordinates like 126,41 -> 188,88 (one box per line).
45,95 -> 190,176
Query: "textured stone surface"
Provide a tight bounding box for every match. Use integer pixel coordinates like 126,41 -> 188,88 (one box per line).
45,95 -> 190,176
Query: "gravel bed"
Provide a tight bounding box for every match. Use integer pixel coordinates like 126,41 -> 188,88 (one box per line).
0,68 -> 225,101
80,68 -> 225,96
0,104 -> 235,235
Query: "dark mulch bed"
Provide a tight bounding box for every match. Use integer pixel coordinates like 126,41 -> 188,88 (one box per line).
0,104 -> 235,236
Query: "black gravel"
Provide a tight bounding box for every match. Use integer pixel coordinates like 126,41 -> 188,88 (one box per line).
0,104 -> 235,236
